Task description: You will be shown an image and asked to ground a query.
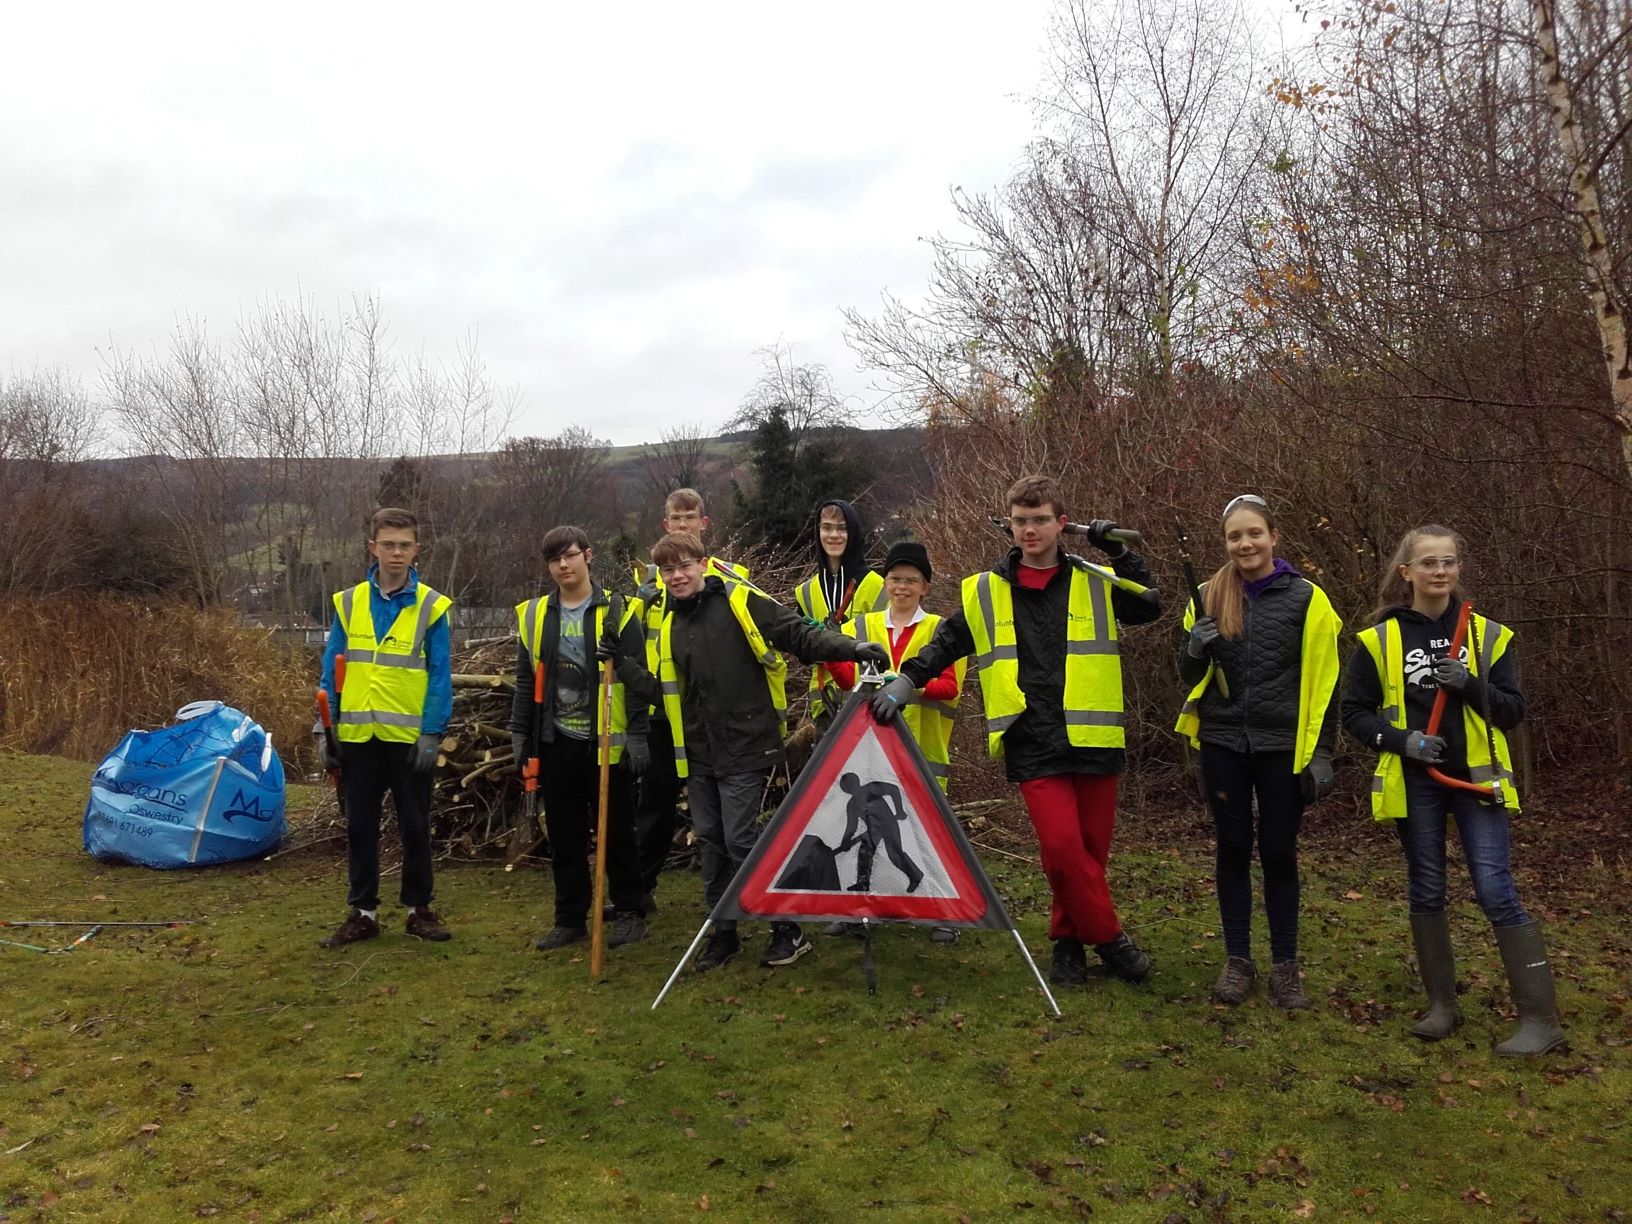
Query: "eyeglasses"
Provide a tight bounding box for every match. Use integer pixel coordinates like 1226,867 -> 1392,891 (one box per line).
885,574 -> 925,586
1008,514 -> 1059,529
1410,556 -> 1460,572
548,549 -> 587,564
372,540 -> 417,553
1222,494 -> 1269,518
818,524 -> 849,535
657,560 -> 702,579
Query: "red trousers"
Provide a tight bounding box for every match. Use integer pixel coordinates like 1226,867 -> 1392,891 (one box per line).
1018,773 -> 1122,945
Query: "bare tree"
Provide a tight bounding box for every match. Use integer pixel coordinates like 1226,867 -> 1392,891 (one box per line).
0,368 -> 96,595
641,423 -> 713,503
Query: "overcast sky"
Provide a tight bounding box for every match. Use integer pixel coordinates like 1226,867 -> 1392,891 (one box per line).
4,1 -> 1298,448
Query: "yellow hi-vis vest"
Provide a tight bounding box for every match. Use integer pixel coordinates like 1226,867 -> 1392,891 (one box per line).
963,559 -> 1150,758
514,592 -> 639,766
844,611 -> 966,790
633,557 -> 754,691
333,580 -> 452,743
656,579 -> 787,778
1173,580 -> 1343,774
796,569 -> 887,718
1356,613 -> 1520,819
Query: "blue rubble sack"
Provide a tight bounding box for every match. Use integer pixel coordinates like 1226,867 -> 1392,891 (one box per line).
83,701 -> 287,868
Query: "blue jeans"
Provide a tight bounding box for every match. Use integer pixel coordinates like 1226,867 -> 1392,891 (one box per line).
1396,768 -> 1528,927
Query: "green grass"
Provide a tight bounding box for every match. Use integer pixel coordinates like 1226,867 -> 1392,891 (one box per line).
2,750 -> 1629,1222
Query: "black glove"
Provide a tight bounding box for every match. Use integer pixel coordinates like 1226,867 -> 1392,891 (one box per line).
1300,751 -> 1335,804
869,675 -> 916,724
1086,519 -> 1128,557
511,732 -> 528,767
1186,615 -> 1221,659
410,733 -> 440,775
594,625 -> 621,664
318,732 -> 342,773
623,735 -> 650,777
854,642 -> 890,670
1403,732 -> 1446,764
1432,657 -> 1470,691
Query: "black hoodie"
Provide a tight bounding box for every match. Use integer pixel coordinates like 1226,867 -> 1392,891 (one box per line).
1340,595 -> 1525,781
810,499 -> 872,614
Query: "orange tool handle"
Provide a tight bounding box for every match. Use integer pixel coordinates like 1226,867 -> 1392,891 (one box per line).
316,688 -> 334,732
1425,600 -> 1500,800
334,654 -> 347,696
523,662 -> 545,794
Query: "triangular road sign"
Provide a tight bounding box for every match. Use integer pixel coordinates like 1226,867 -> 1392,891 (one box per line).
652,691 -> 1059,1015
716,691 -> 1009,927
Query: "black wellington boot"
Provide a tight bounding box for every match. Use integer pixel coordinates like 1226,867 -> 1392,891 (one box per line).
1493,920 -> 1565,1057
1408,911 -> 1461,1040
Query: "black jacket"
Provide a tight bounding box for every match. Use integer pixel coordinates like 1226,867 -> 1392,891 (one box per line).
508,588 -> 654,746
668,576 -> 864,776
1340,596 -> 1526,781
1176,572 -> 1338,757
901,547 -> 1160,782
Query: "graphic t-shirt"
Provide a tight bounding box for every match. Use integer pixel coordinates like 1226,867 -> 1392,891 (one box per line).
553,598 -> 593,740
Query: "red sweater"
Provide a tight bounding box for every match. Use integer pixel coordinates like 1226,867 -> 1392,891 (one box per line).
827,618 -> 959,700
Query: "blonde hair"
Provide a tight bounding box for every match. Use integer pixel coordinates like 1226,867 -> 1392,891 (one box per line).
1202,503 -> 1277,638
1371,523 -> 1466,621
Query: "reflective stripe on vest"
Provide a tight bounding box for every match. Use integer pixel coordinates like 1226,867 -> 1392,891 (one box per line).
1356,613 -> 1520,819
1173,580 -> 1343,774
798,570 -> 886,718
513,591 -> 636,765
656,579 -> 786,778
847,611 -> 965,791
963,563 -> 1132,759
334,581 -> 450,743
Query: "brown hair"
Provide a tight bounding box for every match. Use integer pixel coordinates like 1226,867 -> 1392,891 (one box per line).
1202,502 -> 1279,638
664,488 -> 705,515
1371,524 -> 1467,621
370,507 -> 418,539
650,531 -> 707,567
541,525 -> 592,562
1004,474 -> 1066,517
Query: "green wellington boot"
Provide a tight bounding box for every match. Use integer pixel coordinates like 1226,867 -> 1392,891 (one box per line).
1492,920 -> 1565,1057
1408,911 -> 1462,1040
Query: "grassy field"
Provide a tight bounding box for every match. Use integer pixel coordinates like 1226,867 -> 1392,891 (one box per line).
1,751 -> 1629,1222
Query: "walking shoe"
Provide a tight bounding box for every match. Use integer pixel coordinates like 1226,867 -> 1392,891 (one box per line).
1094,932 -> 1152,982
534,925 -> 588,951
929,926 -> 961,945
608,912 -> 648,947
1213,956 -> 1257,1004
603,892 -> 658,921
694,928 -> 740,972
1267,960 -> 1310,1010
761,924 -> 813,967
405,908 -> 452,942
320,910 -> 379,948
1049,937 -> 1089,987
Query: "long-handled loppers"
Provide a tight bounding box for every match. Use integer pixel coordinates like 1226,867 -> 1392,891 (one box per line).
1426,600 -> 1504,806
315,654 -> 347,820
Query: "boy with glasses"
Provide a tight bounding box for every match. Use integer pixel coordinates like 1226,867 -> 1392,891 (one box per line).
317,507 -> 454,947
871,476 -> 1162,987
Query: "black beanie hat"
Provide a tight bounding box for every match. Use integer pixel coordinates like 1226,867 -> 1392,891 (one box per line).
882,540 -> 932,583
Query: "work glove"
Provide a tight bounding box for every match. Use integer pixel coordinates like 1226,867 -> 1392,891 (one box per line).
410,733 -> 440,775
1186,615 -> 1221,659
511,733 -> 528,768
854,641 -> 891,671
1402,732 -> 1447,764
318,732 -> 342,773
1085,519 -> 1128,557
1432,657 -> 1471,691
1299,751 -> 1335,804
622,735 -> 650,777
594,624 -> 622,664
635,580 -> 659,607
869,675 -> 917,724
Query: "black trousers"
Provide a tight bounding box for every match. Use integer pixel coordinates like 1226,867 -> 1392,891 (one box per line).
341,738 -> 435,912
1199,743 -> 1305,963
633,716 -> 682,893
539,735 -> 642,926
